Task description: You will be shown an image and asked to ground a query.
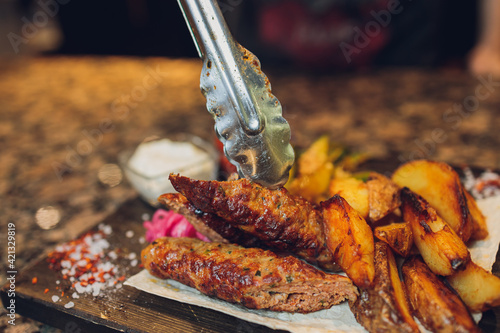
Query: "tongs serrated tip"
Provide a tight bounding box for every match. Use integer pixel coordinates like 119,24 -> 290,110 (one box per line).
178,0 -> 294,188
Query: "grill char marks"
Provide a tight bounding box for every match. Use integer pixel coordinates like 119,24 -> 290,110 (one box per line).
169,174 -> 338,271
142,237 -> 357,313
158,193 -> 262,247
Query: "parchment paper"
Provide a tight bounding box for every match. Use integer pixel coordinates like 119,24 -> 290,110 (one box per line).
125,196 -> 500,333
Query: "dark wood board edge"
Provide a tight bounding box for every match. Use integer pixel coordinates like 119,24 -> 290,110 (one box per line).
0,290 -> 136,333
0,283 -> 285,333
0,198 -> 286,333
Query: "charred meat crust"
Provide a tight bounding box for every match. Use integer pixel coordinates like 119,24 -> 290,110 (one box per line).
158,193 -> 262,247
142,237 -> 358,313
169,174 -> 337,271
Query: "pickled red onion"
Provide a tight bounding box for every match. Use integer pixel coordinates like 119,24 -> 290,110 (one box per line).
143,209 -> 210,242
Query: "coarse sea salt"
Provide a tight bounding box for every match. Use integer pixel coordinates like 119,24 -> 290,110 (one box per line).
48,224 -> 139,299
98,223 -> 112,235
108,251 -> 118,260
463,167 -> 500,199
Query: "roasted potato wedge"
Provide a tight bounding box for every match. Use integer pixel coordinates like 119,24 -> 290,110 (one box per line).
366,172 -> 401,222
329,172 -> 400,223
464,190 -> 489,240
350,242 -> 419,333
328,177 -> 369,219
447,261 -> 500,312
392,160 -> 474,242
400,188 -> 470,276
402,256 -> 480,333
286,136 -> 334,202
321,195 -> 375,288
287,162 -> 333,203
374,222 -> 413,257
296,135 -> 330,174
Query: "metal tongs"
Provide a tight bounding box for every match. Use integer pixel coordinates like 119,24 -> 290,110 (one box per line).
177,0 -> 294,189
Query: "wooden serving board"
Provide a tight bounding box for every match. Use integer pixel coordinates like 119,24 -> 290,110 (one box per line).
2,178 -> 500,332
0,198 -> 285,333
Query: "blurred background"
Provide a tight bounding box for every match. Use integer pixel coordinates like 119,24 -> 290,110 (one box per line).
0,0 -> 483,71
2,1 -> 500,332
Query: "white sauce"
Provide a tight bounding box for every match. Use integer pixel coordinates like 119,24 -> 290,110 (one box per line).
124,138 -> 218,203
128,139 -> 212,178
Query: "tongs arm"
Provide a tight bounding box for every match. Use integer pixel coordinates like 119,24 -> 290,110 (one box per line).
178,0 -> 262,134
177,0 -> 294,188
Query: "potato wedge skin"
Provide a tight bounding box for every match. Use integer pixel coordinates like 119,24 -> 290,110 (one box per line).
400,188 -> 470,276
286,135 -> 334,202
297,135 -> 330,174
392,160 -> 474,242
287,162 -> 333,203
349,242 -> 419,333
447,261 -> 500,312
402,256 -> 480,333
366,172 -> 401,222
374,222 -> 413,257
328,177 -> 369,219
321,195 -> 374,288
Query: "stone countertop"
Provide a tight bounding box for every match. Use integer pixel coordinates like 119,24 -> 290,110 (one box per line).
0,56 -> 499,331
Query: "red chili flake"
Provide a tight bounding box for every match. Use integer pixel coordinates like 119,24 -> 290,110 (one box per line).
32,277 -> 38,284
61,291 -> 64,297
44,289 -> 49,294
45,226 -> 129,297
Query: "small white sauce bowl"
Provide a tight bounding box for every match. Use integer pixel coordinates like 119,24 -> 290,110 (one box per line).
119,134 -> 219,206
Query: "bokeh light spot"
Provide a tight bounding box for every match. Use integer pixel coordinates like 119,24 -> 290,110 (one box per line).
98,163 -> 123,187
36,206 -> 61,230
